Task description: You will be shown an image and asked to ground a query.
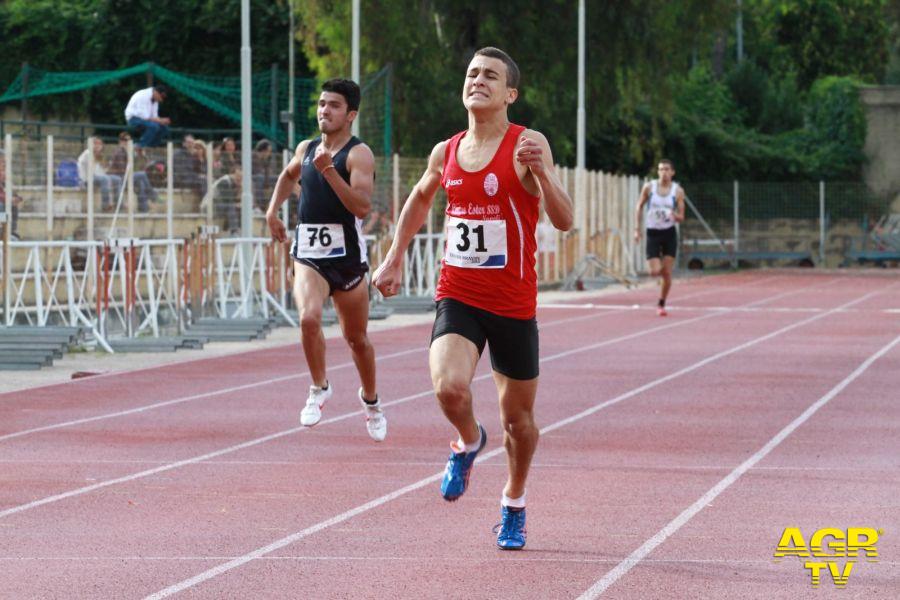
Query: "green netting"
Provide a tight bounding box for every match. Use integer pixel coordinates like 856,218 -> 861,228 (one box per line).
0,62 -> 392,154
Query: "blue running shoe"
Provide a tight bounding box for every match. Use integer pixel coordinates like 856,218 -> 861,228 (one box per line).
440,424 -> 487,501
494,506 -> 527,550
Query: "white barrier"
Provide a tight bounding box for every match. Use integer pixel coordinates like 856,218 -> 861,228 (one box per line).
0,232 -> 455,352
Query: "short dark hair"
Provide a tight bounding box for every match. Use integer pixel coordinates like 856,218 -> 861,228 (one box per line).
153,84 -> 168,97
473,47 -> 520,88
321,79 -> 361,112
659,158 -> 675,169
255,139 -> 271,152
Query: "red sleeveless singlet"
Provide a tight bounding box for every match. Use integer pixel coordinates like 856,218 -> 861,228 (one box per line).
435,123 -> 541,320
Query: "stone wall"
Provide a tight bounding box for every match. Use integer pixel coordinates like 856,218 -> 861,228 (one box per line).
861,86 -> 900,212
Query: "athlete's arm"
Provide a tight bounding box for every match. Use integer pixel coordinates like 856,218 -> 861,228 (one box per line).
516,130 -> 573,231
372,141 -> 446,297
265,140 -> 309,243
634,183 -> 651,241
674,186 -> 686,223
313,142 -> 375,219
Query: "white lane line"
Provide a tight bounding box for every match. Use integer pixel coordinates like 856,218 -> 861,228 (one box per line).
0,278 -> 760,443
0,347 -> 421,443
0,311 -> 723,521
537,274 -> 781,311
144,286 -> 879,599
575,332 -> 900,600
542,304 -> 900,315
0,313 -> 605,443
0,280 -> 806,520
15,556 -> 900,566
0,272 -> 770,398
3,459 -> 895,474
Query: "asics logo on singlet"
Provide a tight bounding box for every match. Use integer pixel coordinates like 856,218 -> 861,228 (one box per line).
446,178 -> 464,188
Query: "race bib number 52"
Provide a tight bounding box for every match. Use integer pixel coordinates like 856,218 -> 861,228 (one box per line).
294,223 -> 346,259
444,217 -> 507,268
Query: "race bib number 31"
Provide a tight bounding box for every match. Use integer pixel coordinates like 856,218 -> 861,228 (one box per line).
294,223 -> 346,259
444,217 -> 507,268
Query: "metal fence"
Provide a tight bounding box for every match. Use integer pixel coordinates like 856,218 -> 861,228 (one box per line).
682,181 -> 893,268
0,119 -> 244,148
4,133 -> 898,345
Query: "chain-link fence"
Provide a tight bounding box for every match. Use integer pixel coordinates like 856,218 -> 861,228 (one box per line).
681,181 -> 894,268
5,131 -> 897,287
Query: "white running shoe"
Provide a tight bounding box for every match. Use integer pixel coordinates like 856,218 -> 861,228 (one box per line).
300,382 -> 332,427
359,388 -> 387,442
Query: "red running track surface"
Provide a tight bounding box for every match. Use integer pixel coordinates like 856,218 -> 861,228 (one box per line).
1,271 -> 898,599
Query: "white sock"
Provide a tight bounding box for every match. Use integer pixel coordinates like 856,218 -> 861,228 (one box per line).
455,424 -> 482,452
501,492 -> 526,509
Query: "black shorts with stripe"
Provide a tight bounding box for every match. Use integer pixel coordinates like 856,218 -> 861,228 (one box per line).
293,257 -> 369,295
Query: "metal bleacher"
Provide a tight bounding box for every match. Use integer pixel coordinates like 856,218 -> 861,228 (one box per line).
843,214 -> 900,266
682,238 -> 815,269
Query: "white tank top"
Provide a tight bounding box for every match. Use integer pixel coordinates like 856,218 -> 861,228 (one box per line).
645,180 -> 678,230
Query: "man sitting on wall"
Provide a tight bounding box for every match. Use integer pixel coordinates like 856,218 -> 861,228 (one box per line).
124,84 -> 171,148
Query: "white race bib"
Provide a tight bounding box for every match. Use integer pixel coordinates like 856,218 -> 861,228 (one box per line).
646,202 -> 675,229
294,223 -> 346,259
444,217 -> 507,268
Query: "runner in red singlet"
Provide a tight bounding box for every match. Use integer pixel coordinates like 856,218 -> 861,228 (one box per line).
373,47 -> 573,550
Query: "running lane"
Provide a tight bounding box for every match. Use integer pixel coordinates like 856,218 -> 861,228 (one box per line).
1,273 -> 887,598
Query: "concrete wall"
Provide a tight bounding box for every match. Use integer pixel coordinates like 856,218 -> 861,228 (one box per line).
861,86 -> 900,212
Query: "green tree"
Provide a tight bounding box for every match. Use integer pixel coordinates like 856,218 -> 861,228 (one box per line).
750,0 -> 890,88
0,0 -> 310,132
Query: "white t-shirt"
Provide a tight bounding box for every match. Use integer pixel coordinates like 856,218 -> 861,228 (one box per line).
124,87 -> 159,121
645,180 -> 679,230
77,149 -> 107,180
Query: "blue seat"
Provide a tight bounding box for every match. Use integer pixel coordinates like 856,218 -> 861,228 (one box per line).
55,159 -> 80,187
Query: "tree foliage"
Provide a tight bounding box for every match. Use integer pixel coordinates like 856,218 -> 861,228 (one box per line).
0,0 -> 895,182
750,0 -> 890,88
0,0 -> 310,130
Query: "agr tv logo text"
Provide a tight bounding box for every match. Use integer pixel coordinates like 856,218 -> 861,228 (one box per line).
774,527 -> 881,588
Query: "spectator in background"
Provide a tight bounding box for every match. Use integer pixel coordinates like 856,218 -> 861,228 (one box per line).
174,134 -> 207,200
211,167 -> 242,234
173,134 -> 196,183
107,132 -> 158,212
361,203 -> 391,236
252,139 -> 277,211
77,138 -> 122,212
215,137 -> 238,177
124,84 -> 170,147
192,140 -> 210,196
0,157 -> 23,240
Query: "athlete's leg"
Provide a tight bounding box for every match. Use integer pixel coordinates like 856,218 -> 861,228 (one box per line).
660,255 -> 676,302
493,372 -> 539,500
647,257 -> 663,278
430,334 -> 481,446
292,262 -> 330,387
331,279 -> 376,399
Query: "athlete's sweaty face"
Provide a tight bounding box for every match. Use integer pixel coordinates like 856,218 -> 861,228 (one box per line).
657,162 -> 674,184
317,91 -> 354,134
462,56 -> 516,111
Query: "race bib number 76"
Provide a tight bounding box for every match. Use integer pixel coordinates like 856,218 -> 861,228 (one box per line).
293,223 -> 346,259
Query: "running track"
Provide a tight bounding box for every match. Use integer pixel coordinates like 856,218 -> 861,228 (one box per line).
1,271 -> 897,599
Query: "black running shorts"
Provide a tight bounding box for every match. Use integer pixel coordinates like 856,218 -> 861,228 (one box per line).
431,298 -> 539,381
293,258 -> 369,295
646,227 -> 678,259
